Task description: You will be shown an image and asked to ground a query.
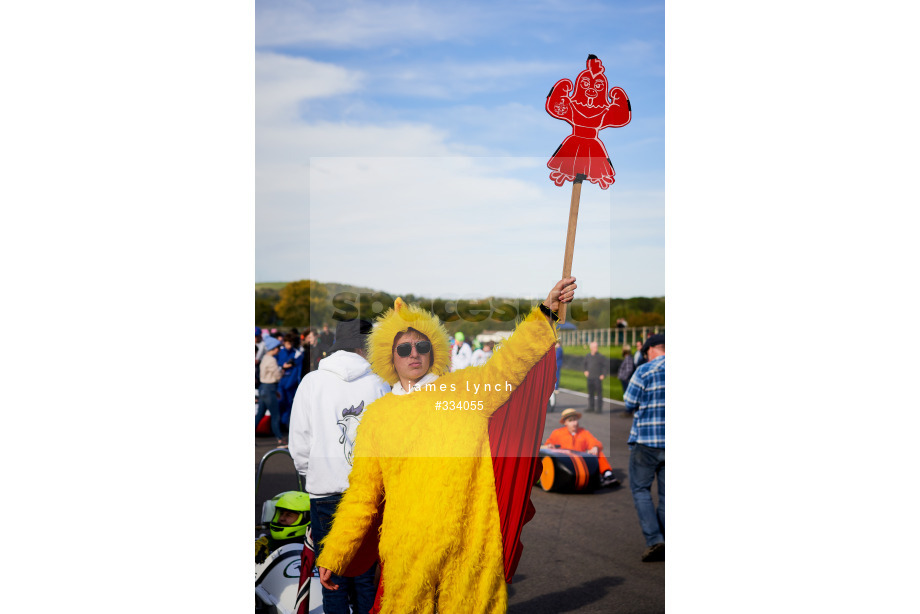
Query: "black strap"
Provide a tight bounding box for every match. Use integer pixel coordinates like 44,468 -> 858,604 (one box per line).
539,303 -> 560,322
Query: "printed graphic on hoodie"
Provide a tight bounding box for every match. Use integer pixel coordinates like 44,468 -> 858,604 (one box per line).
337,401 -> 365,466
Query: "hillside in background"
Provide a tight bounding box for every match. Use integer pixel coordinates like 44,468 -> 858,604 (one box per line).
256,280 -> 664,338
257,281 -> 380,296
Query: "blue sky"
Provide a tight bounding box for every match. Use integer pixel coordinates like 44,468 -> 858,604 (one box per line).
256,0 -> 664,298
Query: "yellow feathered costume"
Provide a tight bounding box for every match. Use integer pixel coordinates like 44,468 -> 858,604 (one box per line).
315,298 -> 556,613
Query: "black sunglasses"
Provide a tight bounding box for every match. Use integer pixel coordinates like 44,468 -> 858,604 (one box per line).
395,340 -> 432,357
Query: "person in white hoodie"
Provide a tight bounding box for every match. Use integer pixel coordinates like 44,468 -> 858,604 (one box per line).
450,331 -> 472,371
288,318 -> 390,614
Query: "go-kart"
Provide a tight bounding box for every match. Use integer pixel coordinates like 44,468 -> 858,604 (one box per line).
537,447 -> 602,493
255,447 -> 323,614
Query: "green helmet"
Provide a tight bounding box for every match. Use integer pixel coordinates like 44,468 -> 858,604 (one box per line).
269,491 -> 311,541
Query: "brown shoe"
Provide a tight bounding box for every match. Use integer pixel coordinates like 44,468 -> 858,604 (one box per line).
641,542 -> 665,562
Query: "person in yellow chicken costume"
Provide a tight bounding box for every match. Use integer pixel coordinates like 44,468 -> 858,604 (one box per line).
316,276 -> 576,614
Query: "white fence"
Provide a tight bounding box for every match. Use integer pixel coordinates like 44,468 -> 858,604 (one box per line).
559,326 -> 664,348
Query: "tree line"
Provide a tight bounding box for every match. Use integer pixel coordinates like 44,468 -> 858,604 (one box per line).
256,280 -> 664,340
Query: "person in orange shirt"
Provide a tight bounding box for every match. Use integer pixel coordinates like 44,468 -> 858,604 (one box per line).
543,408 -> 619,487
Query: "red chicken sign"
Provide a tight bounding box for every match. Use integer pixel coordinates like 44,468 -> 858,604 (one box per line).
545,55 -> 631,323
545,54 -> 631,188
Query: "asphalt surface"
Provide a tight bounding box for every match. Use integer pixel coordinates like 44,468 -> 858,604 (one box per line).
255,389 -> 664,613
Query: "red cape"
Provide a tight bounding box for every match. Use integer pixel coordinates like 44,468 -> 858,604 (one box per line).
488,347 -> 555,582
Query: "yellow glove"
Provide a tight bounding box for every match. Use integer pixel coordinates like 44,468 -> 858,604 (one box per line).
255,535 -> 271,564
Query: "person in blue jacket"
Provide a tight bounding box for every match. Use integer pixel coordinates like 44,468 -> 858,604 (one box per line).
555,341 -> 564,390
276,332 -> 304,430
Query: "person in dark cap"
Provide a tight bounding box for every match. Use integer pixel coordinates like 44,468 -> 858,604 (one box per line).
288,319 -> 391,614
623,332 -> 665,562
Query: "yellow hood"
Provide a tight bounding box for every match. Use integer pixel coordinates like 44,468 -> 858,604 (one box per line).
366,297 -> 452,386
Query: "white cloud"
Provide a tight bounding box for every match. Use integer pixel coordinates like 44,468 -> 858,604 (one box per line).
255,52 -> 362,122
256,120 -> 465,285
257,121 -> 454,162
303,156 -> 647,298
257,137 -> 663,297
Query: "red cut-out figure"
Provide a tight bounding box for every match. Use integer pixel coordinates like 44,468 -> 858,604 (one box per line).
545,55 -> 631,189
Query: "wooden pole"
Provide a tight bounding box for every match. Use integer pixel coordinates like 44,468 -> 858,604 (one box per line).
558,177 -> 584,324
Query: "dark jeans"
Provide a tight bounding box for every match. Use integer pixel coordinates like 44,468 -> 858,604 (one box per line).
311,494 -> 378,614
587,377 -> 602,411
278,380 -> 297,429
255,382 -> 282,440
629,443 -> 665,546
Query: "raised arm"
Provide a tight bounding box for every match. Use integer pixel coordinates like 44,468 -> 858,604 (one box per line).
461,277 -> 577,416
600,86 -> 631,128
546,79 -> 575,122
542,276 -> 577,320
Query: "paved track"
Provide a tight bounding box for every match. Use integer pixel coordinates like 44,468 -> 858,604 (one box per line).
255,389 -> 664,613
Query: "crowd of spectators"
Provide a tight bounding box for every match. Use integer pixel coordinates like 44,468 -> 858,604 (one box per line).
255,324 -> 339,442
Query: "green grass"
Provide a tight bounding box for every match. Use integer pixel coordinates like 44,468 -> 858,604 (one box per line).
563,345 -> 634,359
559,344 -> 632,401
558,368 -> 626,401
